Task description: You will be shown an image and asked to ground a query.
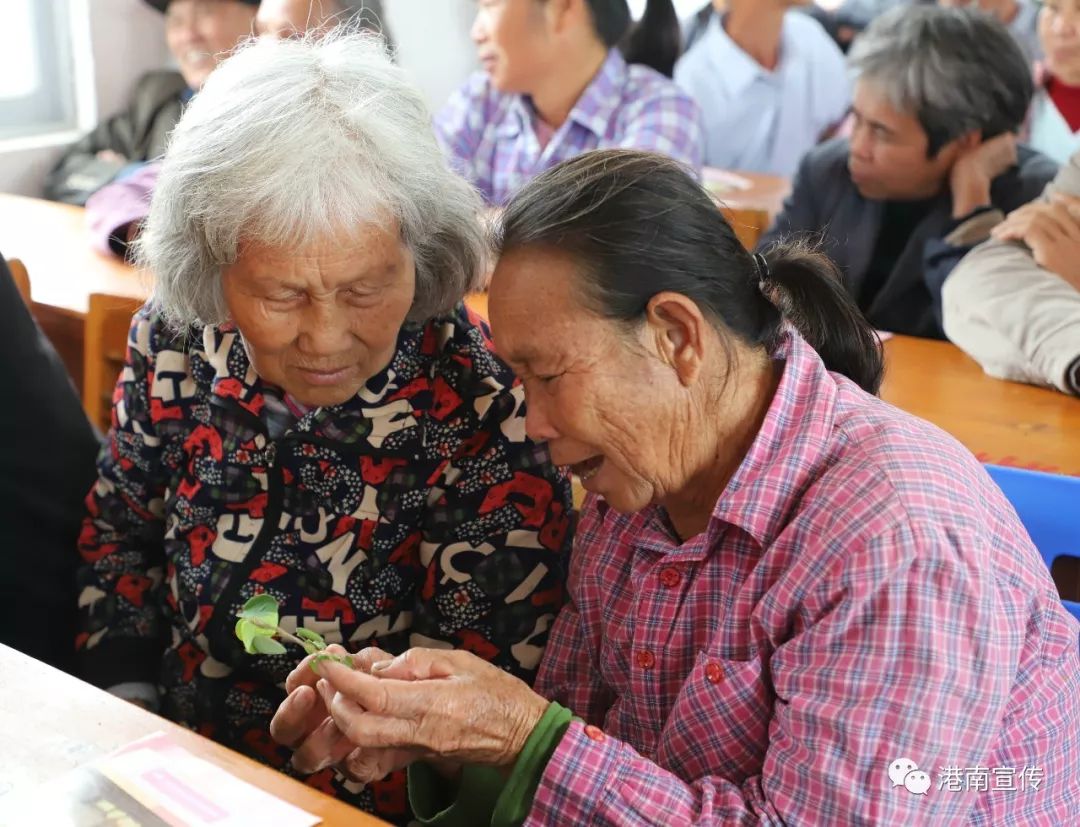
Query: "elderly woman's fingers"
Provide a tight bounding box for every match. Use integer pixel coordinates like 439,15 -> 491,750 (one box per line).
368,648 -> 460,681
315,653 -> 550,767
289,715 -> 353,775
285,653 -> 324,694
338,746 -> 425,785
270,684 -> 318,748
350,646 -> 396,674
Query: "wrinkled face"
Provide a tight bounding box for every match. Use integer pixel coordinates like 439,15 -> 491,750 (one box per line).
847,79 -> 961,201
471,0 -> 552,92
1040,1 -> 1080,86
165,0 -> 256,90
256,0 -> 340,40
490,246 -> 684,514
222,223 -> 416,407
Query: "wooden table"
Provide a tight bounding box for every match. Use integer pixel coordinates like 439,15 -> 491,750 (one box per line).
0,194 -> 145,387
0,643 -> 387,825
881,335 -> 1080,476
702,167 -> 791,218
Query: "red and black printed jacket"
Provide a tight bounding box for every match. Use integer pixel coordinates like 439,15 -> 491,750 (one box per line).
76,303 -> 572,823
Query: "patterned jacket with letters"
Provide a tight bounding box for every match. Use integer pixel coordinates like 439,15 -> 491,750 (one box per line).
76,303 -> 572,822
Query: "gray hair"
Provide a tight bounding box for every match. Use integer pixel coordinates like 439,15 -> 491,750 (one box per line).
848,5 -> 1033,156
139,30 -> 484,329
337,1 -> 393,49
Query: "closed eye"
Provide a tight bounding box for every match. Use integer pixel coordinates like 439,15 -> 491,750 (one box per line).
266,291 -> 304,306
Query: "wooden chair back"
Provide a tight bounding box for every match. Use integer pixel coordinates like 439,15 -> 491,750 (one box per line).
83,293 -> 143,432
7,257 -> 31,305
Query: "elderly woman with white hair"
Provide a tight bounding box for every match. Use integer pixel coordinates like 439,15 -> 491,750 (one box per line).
75,33 -> 571,824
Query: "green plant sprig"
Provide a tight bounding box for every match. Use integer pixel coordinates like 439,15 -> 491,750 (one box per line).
234,594 -> 354,671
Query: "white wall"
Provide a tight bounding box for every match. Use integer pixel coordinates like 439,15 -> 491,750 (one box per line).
385,0 -> 477,113
0,0 -> 170,196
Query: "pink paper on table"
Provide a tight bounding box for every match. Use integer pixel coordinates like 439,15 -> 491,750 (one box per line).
0,732 -> 321,827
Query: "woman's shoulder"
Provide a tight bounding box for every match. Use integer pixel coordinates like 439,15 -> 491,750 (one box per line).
622,60 -> 697,109
126,303 -> 206,360
422,302 -> 523,411
441,70 -> 516,126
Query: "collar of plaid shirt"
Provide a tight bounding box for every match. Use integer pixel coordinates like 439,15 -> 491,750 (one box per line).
501,49 -> 628,142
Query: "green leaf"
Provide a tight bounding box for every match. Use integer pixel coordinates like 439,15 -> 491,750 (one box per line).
295,628 -> 328,649
236,594 -> 280,631
251,636 -> 288,656
235,619 -> 257,654
309,652 -> 356,674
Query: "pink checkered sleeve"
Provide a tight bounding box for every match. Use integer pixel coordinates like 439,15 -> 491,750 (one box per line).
527,518 -> 1060,825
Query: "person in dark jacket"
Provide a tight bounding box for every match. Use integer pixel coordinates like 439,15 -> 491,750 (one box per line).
758,5 -> 1058,339
44,0 -> 257,205
0,256 -> 100,673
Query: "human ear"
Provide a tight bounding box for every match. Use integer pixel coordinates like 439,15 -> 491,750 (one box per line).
644,292 -> 708,387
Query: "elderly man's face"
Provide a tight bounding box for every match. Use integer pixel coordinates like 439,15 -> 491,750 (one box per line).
222,223 -> 416,407
489,246 -> 687,515
165,0 -> 256,90
257,0 -> 342,40
847,79 -> 962,201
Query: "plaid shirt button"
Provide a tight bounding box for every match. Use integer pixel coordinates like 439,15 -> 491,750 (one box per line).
583,725 -> 606,742
705,661 -> 724,684
659,567 -> 681,588
635,650 -> 656,670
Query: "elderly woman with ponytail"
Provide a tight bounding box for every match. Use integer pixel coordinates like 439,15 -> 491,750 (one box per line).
271,151 -> 1079,825
434,0 -> 703,207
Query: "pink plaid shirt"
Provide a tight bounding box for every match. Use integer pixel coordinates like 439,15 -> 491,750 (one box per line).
530,331 -> 1080,825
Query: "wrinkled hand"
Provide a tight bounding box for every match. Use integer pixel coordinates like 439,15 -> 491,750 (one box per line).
317,648 -> 550,772
96,149 -> 127,165
950,133 -> 1018,218
270,644 -> 396,778
991,193 -> 1080,290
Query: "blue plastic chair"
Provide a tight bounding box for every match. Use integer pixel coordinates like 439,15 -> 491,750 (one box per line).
984,465 -> 1080,623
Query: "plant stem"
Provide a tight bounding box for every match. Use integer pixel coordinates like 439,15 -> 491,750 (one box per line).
250,618 -> 313,650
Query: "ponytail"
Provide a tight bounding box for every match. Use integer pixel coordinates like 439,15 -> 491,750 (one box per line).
496,149 -> 885,396
584,0 -> 681,78
758,240 -> 884,394
620,0 -> 681,77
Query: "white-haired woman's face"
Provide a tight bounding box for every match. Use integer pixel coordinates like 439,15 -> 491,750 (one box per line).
222,223 -> 416,407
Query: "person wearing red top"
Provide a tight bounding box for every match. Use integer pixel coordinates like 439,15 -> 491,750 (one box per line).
1030,0 -> 1080,161
271,151 -> 1079,825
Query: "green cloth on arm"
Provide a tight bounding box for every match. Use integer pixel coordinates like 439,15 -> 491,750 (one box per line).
408,702 -> 575,827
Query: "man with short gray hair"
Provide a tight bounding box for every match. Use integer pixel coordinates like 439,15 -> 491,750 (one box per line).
255,0 -> 391,45
759,5 -> 1057,339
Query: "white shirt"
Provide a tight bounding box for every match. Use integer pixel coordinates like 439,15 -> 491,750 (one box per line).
674,11 -> 851,175
1030,87 -> 1080,165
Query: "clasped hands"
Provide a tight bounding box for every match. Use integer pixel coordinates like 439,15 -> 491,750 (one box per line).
989,191 -> 1080,291
269,644 -> 550,785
